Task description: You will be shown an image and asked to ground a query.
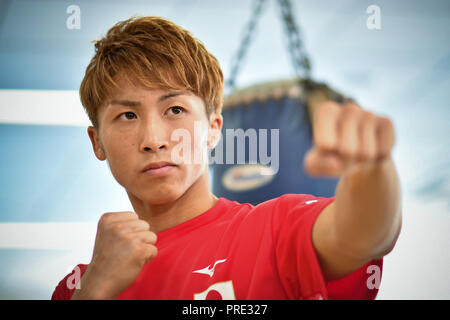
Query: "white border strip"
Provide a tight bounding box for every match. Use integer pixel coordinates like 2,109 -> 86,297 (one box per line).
0,89 -> 91,126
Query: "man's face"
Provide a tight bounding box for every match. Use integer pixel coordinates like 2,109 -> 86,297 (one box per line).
88,77 -> 222,205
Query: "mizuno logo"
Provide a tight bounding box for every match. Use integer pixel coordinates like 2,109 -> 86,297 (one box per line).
193,259 -> 227,278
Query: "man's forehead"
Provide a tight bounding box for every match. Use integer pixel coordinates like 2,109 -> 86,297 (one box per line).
107,90 -> 192,107
112,71 -> 189,96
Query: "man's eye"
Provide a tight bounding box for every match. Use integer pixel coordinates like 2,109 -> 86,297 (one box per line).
120,112 -> 137,120
167,106 -> 185,116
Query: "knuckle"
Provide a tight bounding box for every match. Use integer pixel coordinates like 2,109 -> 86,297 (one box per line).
339,111 -> 358,127
380,116 -> 392,126
342,102 -> 361,115
111,222 -> 127,236
361,112 -> 376,125
139,231 -> 157,245
379,117 -> 394,132
140,220 -> 150,231
149,232 -> 157,244
130,238 -> 142,251
99,212 -> 111,222
98,212 -> 113,227
319,100 -> 338,111
142,246 -> 157,264
119,233 -> 132,245
128,211 -> 139,219
317,101 -> 339,117
139,244 -> 153,259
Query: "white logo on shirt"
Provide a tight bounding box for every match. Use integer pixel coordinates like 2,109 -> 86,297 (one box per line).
193,259 -> 227,278
305,200 -> 318,205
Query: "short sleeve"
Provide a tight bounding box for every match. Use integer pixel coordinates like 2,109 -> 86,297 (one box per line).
51,264 -> 88,300
326,259 -> 383,300
273,194 -> 383,300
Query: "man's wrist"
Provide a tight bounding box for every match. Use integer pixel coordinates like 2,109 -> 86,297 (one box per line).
71,264 -> 116,300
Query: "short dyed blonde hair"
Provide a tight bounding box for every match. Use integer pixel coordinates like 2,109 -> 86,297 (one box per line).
80,16 -> 224,128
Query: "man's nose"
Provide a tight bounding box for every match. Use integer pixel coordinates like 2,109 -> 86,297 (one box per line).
139,118 -> 169,153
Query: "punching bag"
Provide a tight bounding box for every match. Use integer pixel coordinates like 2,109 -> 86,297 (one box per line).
210,78 -> 346,205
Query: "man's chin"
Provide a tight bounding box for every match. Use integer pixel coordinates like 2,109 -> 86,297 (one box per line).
148,194 -> 180,205
129,188 -> 182,205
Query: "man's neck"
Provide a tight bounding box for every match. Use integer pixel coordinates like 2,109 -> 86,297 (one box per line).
127,171 -> 218,234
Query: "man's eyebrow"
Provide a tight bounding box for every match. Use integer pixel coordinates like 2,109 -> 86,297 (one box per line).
158,91 -> 188,102
108,100 -> 142,107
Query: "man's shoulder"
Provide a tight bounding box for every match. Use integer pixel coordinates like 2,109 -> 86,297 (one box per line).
250,193 -> 333,211
51,264 -> 89,300
219,193 -> 332,220
245,194 -> 335,228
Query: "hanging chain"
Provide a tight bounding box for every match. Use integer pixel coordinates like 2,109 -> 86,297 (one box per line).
226,0 -> 311,92
277,0 -> 311,80
226,0 -> 268,92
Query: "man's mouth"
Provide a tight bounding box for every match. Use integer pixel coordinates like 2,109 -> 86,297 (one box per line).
141,161 -> 177,176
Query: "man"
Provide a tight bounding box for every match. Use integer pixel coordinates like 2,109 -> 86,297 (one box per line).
52,16 -> 401,300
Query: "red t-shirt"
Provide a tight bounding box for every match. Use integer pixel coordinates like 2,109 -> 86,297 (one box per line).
52,194 -> 382,300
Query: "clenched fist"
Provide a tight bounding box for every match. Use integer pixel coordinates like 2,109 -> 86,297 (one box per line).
304,100 -> 395,177
72,212 -> 157,300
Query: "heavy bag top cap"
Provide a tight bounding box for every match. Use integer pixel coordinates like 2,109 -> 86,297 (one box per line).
223,78 -> 348,112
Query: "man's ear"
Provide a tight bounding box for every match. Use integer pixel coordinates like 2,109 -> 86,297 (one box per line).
207,112 -> 223,149
87,126 -> 106,161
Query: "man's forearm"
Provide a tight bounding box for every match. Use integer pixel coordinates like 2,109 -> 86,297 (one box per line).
332,156 -> 402,260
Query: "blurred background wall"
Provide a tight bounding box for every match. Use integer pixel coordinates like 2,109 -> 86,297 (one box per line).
0,0 -> 449,299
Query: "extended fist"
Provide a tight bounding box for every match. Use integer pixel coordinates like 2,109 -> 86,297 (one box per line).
304,100 -> 395,177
